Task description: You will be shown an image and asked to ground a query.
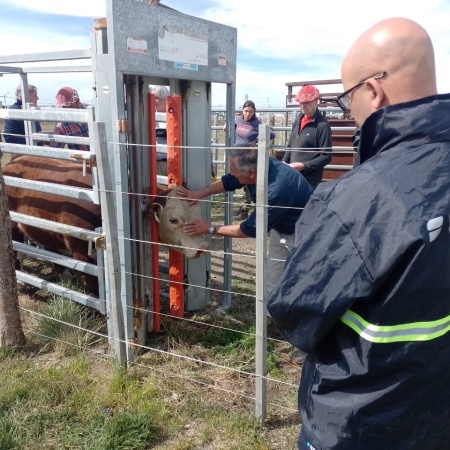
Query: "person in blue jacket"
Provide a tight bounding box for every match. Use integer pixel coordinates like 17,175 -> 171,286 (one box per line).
176,144 -> 311,311
268,17 -> 450,450
231,100 -> 276,220
234,100 -> 275,146
3,84 -> 41,145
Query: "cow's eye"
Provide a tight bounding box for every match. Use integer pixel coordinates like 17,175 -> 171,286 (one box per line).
169,218 -> 178,225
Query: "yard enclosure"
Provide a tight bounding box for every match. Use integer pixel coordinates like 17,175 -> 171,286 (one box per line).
0,0 -> 357,445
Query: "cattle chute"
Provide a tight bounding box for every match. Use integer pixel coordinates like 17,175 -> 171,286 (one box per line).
147,93 -> 185,331
0,0 -> 237,364
92,0 -> 237,353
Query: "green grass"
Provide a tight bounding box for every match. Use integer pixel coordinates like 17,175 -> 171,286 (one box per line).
0,353 -> 162,449
36,296 -> 106,356
0,286 -> 299,449
0,349 -> 276,449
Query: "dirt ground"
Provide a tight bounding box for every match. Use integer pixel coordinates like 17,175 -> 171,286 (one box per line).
12,186 -> 302,449
196,204 -> 303,449
154,225 -> 302,449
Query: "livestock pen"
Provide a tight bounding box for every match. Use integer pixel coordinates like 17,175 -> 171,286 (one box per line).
0,1 -> 358,447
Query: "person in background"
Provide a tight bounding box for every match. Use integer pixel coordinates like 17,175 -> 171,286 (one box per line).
3,84 -> 42,145
283,85 -> 332,189
268,17 -> 450,450
222,109 -> 242,132
50,87 -> 89,151
150,85 -> 170,176
177,144 -> 311,318
233,100 -> 275,220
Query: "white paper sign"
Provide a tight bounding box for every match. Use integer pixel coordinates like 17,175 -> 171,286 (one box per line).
158,30 -> 208,66
127,37 -> 148,54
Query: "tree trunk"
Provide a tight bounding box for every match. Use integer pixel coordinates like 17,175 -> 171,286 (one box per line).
0,163 -> 25,347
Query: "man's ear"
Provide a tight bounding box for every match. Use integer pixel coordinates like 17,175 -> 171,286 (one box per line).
248,168 -> 257,182
365,78 -> 385,110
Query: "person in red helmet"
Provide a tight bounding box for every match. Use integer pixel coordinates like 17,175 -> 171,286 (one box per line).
50,87 -> 89,151
283,85 -> 332,190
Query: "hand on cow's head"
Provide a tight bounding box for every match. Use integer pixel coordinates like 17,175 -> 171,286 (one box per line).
183,218 -> 210,236
148,188 -> 209,259
175,185 -> 201,207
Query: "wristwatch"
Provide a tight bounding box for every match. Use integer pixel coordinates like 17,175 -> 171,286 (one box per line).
208,224 -> 216,234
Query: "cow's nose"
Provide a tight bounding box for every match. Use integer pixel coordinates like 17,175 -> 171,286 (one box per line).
195,243 -> 209,258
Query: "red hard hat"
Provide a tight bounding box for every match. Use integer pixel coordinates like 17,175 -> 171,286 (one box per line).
295,85 -> 320,103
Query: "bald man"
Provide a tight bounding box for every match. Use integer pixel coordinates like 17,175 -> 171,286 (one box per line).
268,17 -> 450,450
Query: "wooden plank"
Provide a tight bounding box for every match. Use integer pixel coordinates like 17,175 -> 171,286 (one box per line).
93,17 -> 107,29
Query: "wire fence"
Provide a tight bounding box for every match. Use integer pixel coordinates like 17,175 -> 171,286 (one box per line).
2,111 -> 357,430
5,139 -> 318,424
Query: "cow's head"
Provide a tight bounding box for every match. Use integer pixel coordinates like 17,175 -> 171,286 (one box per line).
150,188 -> 209,258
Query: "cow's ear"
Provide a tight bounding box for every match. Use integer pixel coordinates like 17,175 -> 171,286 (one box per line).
147,202 -> 163,222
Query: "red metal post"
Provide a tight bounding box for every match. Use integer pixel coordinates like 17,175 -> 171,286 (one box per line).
166,95 -> 184,318
147,92 -> 161,331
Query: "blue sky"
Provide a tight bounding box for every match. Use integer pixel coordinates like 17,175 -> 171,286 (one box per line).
1,0 -> 449,109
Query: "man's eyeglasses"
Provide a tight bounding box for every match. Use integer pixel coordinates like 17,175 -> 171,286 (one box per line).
335,72 -> 387,111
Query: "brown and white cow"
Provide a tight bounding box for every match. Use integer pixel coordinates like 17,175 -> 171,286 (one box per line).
4,155 -> 102,268
149,187 -> 209,258
3,155 -> 208,291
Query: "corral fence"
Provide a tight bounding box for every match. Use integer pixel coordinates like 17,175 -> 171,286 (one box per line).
0,0 -> 232,367
0,99 -> 127,363
0,100 -> 356,425
211,106 -> 357,182
0,0 -> 359,425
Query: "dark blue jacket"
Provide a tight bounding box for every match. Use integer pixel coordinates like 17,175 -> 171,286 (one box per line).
221,157 -> 311,237
268,94 -> 450,450
234,114 -> 275,146
3,100 -> 42,145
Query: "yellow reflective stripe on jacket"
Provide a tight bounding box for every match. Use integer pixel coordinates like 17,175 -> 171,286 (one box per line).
340,309 -> 450,343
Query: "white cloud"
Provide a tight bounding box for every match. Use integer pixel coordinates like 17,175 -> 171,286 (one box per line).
1,0 -> 449,110
200,0 -> 450,103
1,0 -> 107,17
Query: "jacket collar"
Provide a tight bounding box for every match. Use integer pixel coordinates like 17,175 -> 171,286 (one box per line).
299,108 -> 322,123
357,93 -> 450,165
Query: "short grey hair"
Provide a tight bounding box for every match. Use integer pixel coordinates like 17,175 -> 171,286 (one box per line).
151,85 -> 169,100
15,84 -> 37,100
229,144 -> 258,172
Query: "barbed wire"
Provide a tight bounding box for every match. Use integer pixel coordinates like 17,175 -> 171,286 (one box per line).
2,116 -> 350,426
19,307 -> 300,404
21,324 -> 298,415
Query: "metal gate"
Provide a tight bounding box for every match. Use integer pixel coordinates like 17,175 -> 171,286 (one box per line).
0,0 -> 238,365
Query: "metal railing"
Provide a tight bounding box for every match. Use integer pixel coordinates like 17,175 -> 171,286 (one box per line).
210,106 -> 357,178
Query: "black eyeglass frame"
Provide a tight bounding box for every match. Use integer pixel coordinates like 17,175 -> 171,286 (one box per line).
335,72 -> 387,111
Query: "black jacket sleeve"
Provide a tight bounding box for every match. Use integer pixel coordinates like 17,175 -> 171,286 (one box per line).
267,194 -> 374,352
302,122 -> 333,173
